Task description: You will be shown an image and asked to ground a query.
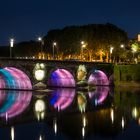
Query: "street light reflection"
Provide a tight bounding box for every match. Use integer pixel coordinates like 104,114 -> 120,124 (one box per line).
11,126 -> 14,140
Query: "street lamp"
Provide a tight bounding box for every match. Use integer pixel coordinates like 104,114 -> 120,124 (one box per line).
110,47 -> 114,62
38,37 -> 44,59
81,41 -> 86,60
120,44 -> 124,48
53,42 -> 57,59
10,38 -> 14,58
132,48 -> 137,61
38,37 -> 42,51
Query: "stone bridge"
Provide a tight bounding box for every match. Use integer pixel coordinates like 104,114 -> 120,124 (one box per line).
0,58 -> 114,90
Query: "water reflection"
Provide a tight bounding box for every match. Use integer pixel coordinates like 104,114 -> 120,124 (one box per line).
49,88 -> 75,111
0,90 -> 32,121
88,86 -> 109,106
77,92 -> 87,113
34,99 -> 45,121
1,87 -> 140,139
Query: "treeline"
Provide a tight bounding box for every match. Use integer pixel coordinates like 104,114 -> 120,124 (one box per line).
44,23 -> 128,56
0,23 -> 128,59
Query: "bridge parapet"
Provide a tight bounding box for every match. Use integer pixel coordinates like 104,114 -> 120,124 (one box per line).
0,58 -> 114,89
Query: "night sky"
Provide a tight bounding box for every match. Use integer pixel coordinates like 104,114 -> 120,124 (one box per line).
0,0 -> 140,45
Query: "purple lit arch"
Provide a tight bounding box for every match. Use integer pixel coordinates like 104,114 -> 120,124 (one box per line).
48,69 -> 76,87
88,70 -> 109,86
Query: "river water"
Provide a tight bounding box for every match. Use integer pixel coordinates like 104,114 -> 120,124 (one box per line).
0,86 -> 140,140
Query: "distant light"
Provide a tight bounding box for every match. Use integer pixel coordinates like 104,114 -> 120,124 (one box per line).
81,41 -> 84,45
121,117 -> 125,129
83,116 -> 86,127
110,47 -> 114,54
138,34 -> 140,42
121,44 -> 124,48
11,126 -> 14,140
132,107 -> 138,119
39,135 -> 42,140
35,99 -> 45,112
10,38 -> 14,47
53,42 -> 57,46
82,127 -> 85,138
53,119 -> 57,134
110,108 -> 114,124
38,37 -> 42,41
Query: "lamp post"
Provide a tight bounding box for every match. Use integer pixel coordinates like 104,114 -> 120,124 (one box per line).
38,37 -> 44,58
10,38 -> 14,58
53,42 -> 57,60
132,49 -> 137,61
38,37 -> 42,56
81,41 -> 86,60
110,47 -> 114,62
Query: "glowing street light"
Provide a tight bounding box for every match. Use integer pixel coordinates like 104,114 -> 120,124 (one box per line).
81,41 -> 86,60
110,46 -> 114,62
10,38 -> 14,58
120,44 -> 124,48
53,42 -> 57,59
38,37 -> 44,59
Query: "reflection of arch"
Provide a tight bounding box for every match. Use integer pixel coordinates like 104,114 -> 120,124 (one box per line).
48,69 -> 76,87
0,67 -> 32,90
88,70 -> 109,86
88,86 -> 109,106
50,88 -> 75,111
0,90 -> 32,118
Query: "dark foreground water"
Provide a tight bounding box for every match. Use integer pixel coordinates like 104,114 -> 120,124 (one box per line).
0,86 -> 140,140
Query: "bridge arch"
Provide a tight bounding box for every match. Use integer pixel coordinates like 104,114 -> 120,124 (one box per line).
48,68 -> 76,87
0,67 -> 32,90
88,70 -> 109,86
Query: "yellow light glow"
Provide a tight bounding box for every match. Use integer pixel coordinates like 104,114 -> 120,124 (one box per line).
132,107 -> 138,119
53,42 -> 57,46
35,100 -> 45,112
110,108 -> 114,124
110,47 -> 114,54
83,116 -> 86,127
35,70 -> 45,81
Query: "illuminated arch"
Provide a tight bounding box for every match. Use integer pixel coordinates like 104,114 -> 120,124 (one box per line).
0,67 -> 32,90
48,69 -> 76,87
88,86 -> 109,106
50,88 -> 75,111
88,70 -> 109,86
0,90 -> 32,118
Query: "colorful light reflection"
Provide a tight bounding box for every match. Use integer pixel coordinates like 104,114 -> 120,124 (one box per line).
50,88 -> 75,111
88,70 -> 109,86
88,86 -> 109,106
48,69 -> 75,87
0,67 -> 32,90
0,90 -> 32,119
